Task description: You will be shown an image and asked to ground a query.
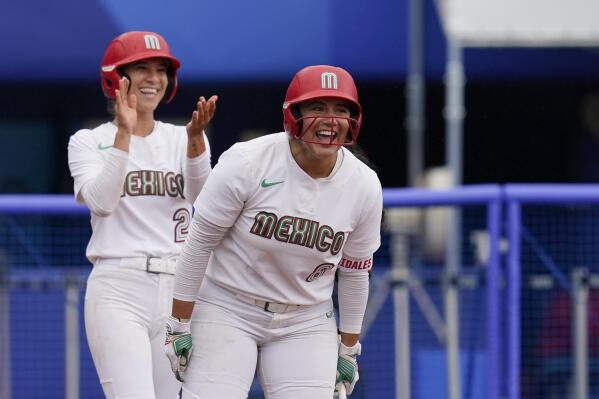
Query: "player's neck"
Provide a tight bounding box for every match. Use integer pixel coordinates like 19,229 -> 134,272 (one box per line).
290,140 -> 337,179
133,113 -> 155,137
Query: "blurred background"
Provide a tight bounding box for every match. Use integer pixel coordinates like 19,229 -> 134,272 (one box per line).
3,1 -> 599,398
2,0 -> 599,194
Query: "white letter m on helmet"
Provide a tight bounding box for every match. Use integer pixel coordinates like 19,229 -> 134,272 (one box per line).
144,34 -> 161,50
321,72 -> 338,89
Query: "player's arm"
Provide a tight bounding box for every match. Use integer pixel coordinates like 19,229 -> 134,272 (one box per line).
68,132 -> 129,217
186,95 -> 218,158
336,177 -> 382,336
182,95 -> 218,202
112,77 -> 136,152
67,77 -> 135,216
172,144 -> 249,307
165,145 -> 250,380
337,262 -> 370,337
340,330 -> 360,347
171,213 -> 228,313
171,299 -> 194,320
335,175 -> 383,395
336,263 -> 369,396
165,212 -> 228,381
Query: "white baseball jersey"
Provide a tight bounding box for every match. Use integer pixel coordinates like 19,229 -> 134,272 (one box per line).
68,121 -> 211,262
194,132 -> 382,305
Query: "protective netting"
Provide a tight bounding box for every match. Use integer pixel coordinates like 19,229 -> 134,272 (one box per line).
0,199 -> 499,398
519,205 -> 599,398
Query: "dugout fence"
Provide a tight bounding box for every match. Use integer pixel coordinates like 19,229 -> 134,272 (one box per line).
504,185 -> 599,399
1,186 -> 598,398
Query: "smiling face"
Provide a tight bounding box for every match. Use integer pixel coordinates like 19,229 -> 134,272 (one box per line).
121,58 -> 169,115
287,97 -> 357,178
295,98 -> 353,159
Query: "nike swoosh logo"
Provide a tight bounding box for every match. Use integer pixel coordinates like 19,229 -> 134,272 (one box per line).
260,179 -> 284,188
98,143 -> 113,150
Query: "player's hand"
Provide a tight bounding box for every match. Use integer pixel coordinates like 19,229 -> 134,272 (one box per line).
114,77 -> 137,135
334,383 -> 347,399
336,340 -> 361,396
186,95 -> 218,139
164,316 -> 193,382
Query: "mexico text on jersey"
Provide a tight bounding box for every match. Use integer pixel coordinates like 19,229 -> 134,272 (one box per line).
120,170 -> 185,199
250,211 -> 345,256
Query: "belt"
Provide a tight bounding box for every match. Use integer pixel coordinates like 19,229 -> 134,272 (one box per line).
235,293 -> 304,313
254,299 -> 303,313
96,256 -> 178,275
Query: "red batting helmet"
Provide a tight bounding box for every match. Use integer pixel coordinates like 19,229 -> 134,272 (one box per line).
283,65 -> 362,144
100,31 -> 181,103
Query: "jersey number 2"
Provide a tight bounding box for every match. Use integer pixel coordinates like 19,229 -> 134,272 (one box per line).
173,208 -> 191,243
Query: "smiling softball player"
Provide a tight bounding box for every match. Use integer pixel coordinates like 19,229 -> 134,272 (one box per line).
67,31 -> 217,398
164,65 -> 382,398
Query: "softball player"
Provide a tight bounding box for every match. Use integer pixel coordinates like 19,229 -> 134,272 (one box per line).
67,31 -> 217,398
164,65 -> 382,398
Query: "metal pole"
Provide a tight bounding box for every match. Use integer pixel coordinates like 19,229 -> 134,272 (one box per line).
486,200 -> 501,399
0,252 -> 10,399
507,201 -> 521,399
443,38 -> 465,399
65,276 -> 80,399
406,0 -> 425,186
572,268 -> 589,399
444,40 -> 465,186
392,234 -> 411,399
443,252 -> 461,399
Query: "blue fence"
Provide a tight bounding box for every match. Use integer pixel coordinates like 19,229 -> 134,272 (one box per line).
2,185 -> 599,398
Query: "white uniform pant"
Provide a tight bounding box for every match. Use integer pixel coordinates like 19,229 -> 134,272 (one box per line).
84,261 -> 180,399
181,278 -> 338,399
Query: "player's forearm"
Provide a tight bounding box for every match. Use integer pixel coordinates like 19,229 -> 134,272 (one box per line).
186,134 -> 207,158
171,298 -> 195,320
337,266 -> 370,334
172,213 -> 228,301
79,148 -> 128,216
340,332 -> 360,347
183,152 -> 211,202
113,129 -> 132,152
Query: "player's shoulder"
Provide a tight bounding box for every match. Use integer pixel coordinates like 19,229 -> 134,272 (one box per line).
342,147 -> 382,188
222,132 -> 286,163
68,122 -> 116,147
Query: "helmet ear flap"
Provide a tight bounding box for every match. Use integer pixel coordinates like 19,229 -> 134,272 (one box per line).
164,74 -> 176,103
291,106 -> 303,138
110,70 -> 131,95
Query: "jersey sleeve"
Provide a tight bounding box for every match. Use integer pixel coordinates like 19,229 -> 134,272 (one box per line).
68,130 -> 101,201
68,130 -> 129,215
342,175 -> 383,260
192,144 -> 253,228
183,131 -> 212,204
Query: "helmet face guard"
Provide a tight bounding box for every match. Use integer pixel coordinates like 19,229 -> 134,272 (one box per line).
285,114 -> 360,146
100,31 -> 180,103
282,65 -> 362,145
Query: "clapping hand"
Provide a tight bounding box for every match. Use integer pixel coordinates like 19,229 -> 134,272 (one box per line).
114,77 -> 137,135
186,95 -> 218,139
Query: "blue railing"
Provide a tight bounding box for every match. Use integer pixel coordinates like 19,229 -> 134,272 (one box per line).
385,185 -> 502,399
0,186 -> 504,399
504,184 -> 599,399
5,184 -> 599,399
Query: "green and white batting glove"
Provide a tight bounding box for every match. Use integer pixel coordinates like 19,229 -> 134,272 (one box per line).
164,316 -> 193,382
336,340 -> 361,396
